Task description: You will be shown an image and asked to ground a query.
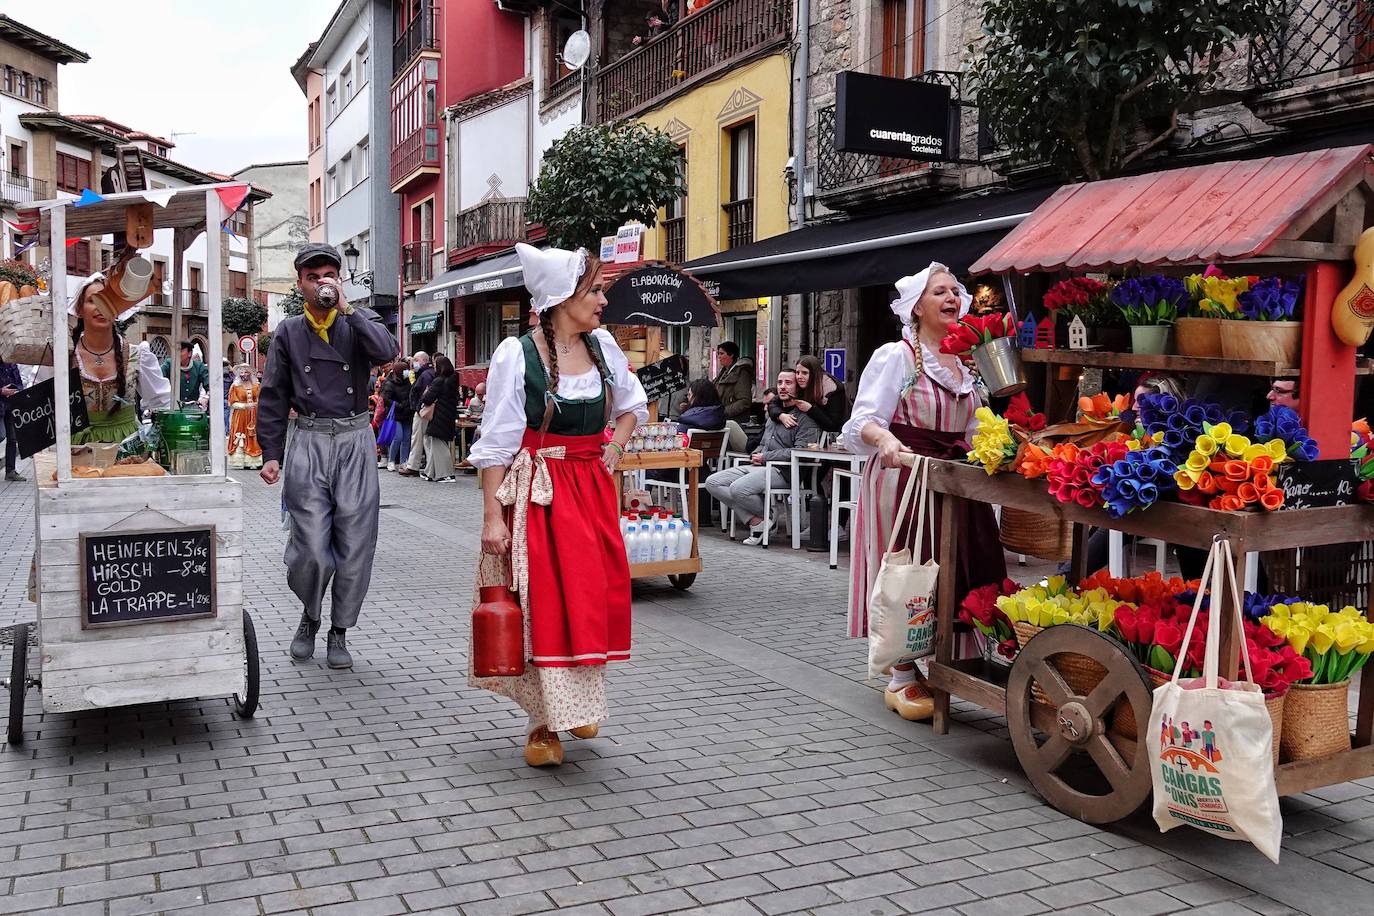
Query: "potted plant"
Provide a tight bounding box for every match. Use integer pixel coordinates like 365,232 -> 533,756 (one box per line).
1220,276 -> 1304,367
1110,275 -> 1186,355
1177,266 -> 1250,358
940,312 -> 1025,396
1044,276 -> 1126,350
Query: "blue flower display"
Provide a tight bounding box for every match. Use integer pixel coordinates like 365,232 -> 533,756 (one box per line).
1176,589 -> 1294,621
1237,276 -> 1303,322
1090,446 -> 1178,518
1136,393 -> 1248,463
1253,404 -> 1318,461
1111,276 -> 1190,326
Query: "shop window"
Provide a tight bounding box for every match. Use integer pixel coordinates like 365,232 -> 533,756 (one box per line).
880,0 -> 925,79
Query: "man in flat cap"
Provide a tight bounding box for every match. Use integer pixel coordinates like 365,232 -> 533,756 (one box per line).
258,243 -> 398,669
161,339 -> 210,408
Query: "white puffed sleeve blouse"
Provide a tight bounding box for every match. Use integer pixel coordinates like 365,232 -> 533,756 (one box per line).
469,328 -> 649,469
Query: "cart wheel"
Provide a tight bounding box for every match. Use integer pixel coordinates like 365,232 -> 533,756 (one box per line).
8,624 -> 27,746
1006,625 -> 1153,824
669,574 -> 696,591
233,611 -> 260,719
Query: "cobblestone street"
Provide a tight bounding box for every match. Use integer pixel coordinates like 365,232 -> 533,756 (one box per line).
0,465 -> 1372,915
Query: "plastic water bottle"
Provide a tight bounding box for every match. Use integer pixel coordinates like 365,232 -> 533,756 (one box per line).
677,517 -> 693,559
649,524 -> 666,564
623,515 -> 638,563
637,522 -> 654,565
664,520 -> 679,561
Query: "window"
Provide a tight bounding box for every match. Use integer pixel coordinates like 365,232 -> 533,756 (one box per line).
2,68 -> 11,94
341,63 -> 354,104
33,78 -> 46,106
8,143 -> 24,177
309,99 -> 321,150
356,40 -> 370,83
880,0 -> 924,79
355,232 -> 370,271
728,122 -> 754,203
69,241 -> 91,275
151,259 -> 167,306
188,266 -> 202,310
356,141 -> 368,180
228,207 -> 249,237
667,146 -> 687,220
150,336 -> 169,361
547,11 -> 581,84
15,71 -> 27,99
230,270 -> 248,300
100,246 -> 115,272
326,82 -> 338,119
340,152 -> 353,189
328,167 -> 338,202
56,153 -> 92,194
309,178 -> 322,226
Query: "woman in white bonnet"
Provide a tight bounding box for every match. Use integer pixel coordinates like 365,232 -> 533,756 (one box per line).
468,243 -> 648,767
839,262 -> 1007,722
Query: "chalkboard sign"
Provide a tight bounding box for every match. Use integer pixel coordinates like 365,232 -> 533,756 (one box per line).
80,526 -> 217,629
603,266 -> 719,328
5,370 -> 90,459
1276,460 -> 1360,510
636,355 -> 689,402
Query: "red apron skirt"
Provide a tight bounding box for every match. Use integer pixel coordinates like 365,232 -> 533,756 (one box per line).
516,429 -> 632,667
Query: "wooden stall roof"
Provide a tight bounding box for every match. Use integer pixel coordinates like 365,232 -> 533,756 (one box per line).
970,145 -> 1374,275
29,183 -> 254,245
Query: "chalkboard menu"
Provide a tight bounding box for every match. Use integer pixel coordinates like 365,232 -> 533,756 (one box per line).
1276,460 -> 1360,510
636,355 -> 689,402
5,370 -> 90,459
80,526 -> 217,629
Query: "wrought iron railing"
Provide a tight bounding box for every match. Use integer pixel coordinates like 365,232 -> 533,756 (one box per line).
596,0 -> 791,122
455,198 -> 527,251
1250,0 -> 1374,88
402,241 -> 434,286
722,199 -> 753,250
816,70 -> 967,193
0,172 -> 47,205
393,0 -> 439,80
662,216 -> 685,264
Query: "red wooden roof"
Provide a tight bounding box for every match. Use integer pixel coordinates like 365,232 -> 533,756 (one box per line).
970,145 -> 1374,275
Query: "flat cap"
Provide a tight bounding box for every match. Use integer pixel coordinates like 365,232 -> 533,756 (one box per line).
293,242 -> 342,270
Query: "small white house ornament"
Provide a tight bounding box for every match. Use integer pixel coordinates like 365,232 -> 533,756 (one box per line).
1068,315 -> 1088,350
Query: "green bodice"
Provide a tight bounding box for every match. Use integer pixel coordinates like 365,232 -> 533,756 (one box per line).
520,332 -> 610,437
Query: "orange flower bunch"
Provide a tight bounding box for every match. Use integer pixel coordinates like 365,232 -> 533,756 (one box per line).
1178,454 -> 1284,511
1015,442 -> 1055,479
1079,569 -> 1196,604
1078,393 -> 1131,422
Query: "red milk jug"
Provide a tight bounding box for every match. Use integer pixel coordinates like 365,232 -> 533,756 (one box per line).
472,586 -> 525,677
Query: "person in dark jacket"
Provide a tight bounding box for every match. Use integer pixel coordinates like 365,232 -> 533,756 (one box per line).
0,361 -> 24,481
420,355 -> 459,481
676,378 -> 726,434
399,352 -> 434,477
713,341 -> 755,420
381,364 -> 414,470
768,354 -> 849,434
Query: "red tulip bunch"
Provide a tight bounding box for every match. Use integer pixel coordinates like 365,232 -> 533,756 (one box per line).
1004,392 -> 1046,431
958,578 -> 1021,659
1046,439 -> 1129,508
1043,276 -> 1109,313
940,312 -> 1016,360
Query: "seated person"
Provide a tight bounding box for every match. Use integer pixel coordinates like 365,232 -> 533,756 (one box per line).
705,370 -> 821,546
676,378 -> 725,434
769,354 -> 848,435
466,381 -> 486,418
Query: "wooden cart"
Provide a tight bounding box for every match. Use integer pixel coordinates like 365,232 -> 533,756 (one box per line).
5,186 -> 261,745
614,448 -> 704,590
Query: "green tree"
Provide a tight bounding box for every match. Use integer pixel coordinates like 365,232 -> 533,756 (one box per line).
969,0 -> 1279,180
222,297 -> 269,338
279,285 -> 306,318
527,120 -> 685,250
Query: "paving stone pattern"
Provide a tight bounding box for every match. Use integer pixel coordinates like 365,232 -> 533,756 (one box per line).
0,463 -> 1366,914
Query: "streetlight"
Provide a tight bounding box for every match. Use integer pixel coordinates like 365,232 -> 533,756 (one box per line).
342,242 -> 373,288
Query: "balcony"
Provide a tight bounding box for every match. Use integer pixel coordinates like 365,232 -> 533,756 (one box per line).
393,0 -> 439,80
722,198 -> 753,250
1247,2 -> 1374,128
143,289 -> 207,316
389,127 -> 440,191
402,240 -> 434,287
0,172 -> 48,206
662,216 -> 685,264
452,198 -> 527,261
596,0 -> 791,122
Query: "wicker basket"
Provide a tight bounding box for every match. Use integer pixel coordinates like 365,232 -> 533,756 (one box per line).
1014,622 -> 1109,706
1219,320 -> 1302,367
1265,691 -> 1285,769
1280,680 -> 1351,761
999,506 -> 1072,562
1174,317 -> 1224,357
0,295 -> 55,366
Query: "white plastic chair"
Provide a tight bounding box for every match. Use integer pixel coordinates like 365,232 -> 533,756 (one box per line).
830,468 -> 860,570
646,428 -> 726,516
1108,530 -> 1168,577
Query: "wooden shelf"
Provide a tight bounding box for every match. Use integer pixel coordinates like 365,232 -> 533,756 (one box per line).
1022,348 -> 1374,377
619,449 -> 702,471
629,557 -> 701,579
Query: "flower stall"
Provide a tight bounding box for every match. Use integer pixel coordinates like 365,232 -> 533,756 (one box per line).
912,145 -> 1374,827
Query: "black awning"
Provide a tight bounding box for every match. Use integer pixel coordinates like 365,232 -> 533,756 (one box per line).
684,185 -> 1057,299
414,250 -> 523,305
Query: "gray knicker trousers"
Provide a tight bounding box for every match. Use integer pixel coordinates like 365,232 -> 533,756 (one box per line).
704,464 -> 786,522
283,413 -> 380,628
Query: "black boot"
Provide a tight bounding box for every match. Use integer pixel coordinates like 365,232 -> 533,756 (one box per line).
327,628 -> 353,669
289,612 -> 320,660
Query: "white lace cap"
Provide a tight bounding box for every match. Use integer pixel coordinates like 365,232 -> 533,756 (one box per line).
891,262 -> 973,325
516,242 -> 590,315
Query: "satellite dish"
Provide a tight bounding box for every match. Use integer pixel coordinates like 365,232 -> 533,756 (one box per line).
562,30 -> 590,70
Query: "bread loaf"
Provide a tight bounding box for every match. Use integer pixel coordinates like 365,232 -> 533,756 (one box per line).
0,282 -> 15,305
17,285 -> 36,299
101,461 -> 167,478
52,466 -> 104,480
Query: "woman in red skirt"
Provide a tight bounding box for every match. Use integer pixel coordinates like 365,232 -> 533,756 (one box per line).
469,243 -> 648,767
840,263 -> 1007,722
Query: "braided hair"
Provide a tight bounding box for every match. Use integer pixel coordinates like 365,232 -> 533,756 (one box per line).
71,316 -> 127,416
537,255 -> 605,393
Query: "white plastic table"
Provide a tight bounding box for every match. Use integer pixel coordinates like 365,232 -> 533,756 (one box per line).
789,446 -> 868,550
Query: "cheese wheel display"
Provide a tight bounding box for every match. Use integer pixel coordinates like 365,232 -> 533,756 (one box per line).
1333,226 -> 1374,347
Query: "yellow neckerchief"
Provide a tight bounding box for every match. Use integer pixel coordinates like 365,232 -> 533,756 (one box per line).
304,306 -> 337,342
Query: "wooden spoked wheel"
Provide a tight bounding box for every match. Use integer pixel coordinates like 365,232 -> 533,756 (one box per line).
1007,625 -> 1154,824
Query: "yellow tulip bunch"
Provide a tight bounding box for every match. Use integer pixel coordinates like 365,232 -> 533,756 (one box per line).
1261,602 -> 1374,685
967,407 -> 1018,475
995,578 -> 1123,631
1185,272 -> 1251,317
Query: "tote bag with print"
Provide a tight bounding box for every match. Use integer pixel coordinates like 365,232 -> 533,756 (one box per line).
1146,537 -> 1282,863
867,456 -> 939,678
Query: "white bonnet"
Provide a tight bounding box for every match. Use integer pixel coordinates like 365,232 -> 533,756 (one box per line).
891,262 -> 972,324
66,272 -> 142,322
516,242 -> 590,315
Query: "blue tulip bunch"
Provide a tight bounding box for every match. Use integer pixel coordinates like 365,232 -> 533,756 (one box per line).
1253,404 -> 1318,461
1237,276 -> 1303,321
1176,588 -> 1295,621
1090,446 -> 1179,518
1135,393 -> 1250,462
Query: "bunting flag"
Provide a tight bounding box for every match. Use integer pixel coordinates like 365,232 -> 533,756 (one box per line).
215,184 -> 249,217
221,222 -> 240,241
75,189 -> 104,207
13,238 -> 37,255
2,218 -> 37,233
141,188 -> 176,208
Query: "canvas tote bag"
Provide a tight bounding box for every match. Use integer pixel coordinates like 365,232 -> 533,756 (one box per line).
1147,537 -> 1282,862
867,455 -> 939,677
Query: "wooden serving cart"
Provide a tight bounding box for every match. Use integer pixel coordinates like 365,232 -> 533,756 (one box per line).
614,448 -> 704,590
916,145 -> 1374,825
5,186 -> 261,744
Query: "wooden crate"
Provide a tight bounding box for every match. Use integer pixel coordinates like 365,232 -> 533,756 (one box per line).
33,468 -> 246,713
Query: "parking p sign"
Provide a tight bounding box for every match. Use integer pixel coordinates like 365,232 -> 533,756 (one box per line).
823,347 -> 846,381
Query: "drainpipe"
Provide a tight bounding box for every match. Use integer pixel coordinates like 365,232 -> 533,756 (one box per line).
785,0 -> 811,365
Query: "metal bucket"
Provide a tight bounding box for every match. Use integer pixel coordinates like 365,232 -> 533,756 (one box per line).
971,336 -> 1027,397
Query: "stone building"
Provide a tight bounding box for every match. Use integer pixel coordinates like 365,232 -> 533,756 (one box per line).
231,161 -> 309,303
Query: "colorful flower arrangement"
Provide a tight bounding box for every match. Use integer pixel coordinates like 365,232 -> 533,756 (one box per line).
1090,445 -> 1179,517
1005,392 -> 1046,431
1354,419 -> 1374,503
1080,569 -> 1195,604
1173,421 -> 1288,511
1254,404 -> 1319,461
967,407 -> 1019,475
1046,440 -> 1129,508
1111,275 -> 1189,326
1135,393 -> 1250,462
1184,266 -> 1253,318
1042,276 -> 1120,326
940,312 -> 1017,360
1078,392 -> 1131,423
1015,441 -> 1057,479
1261,603 -> 1374,685
995,577 -> 1118,630
1237,276 -> 1303,322
959,579 -> 1021,659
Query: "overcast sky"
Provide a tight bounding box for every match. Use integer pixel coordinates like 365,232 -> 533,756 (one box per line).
15,0 -> 338,174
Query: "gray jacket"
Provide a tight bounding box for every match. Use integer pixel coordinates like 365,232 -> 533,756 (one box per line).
258,307 -> 398,463
754,403 -> 822,464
